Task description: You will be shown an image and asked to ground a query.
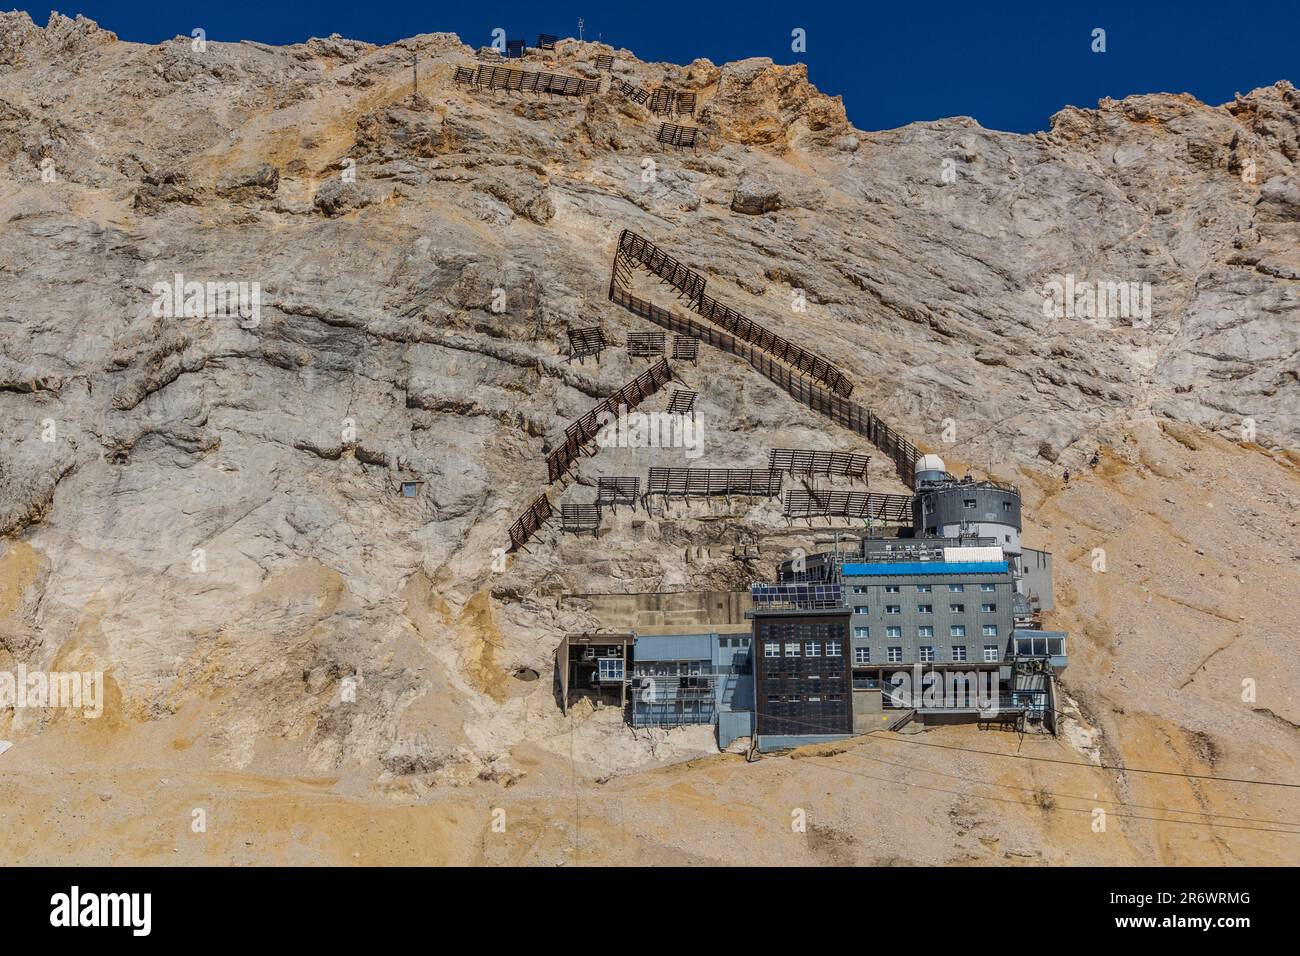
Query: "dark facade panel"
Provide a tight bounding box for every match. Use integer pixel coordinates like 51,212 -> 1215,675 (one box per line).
753,612 -> 852,737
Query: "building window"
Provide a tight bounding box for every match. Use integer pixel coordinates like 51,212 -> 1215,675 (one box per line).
885,585 -> 900,593
1005,534 -> 1011,543
950,625 -> 966,638
920,646 -> 935,662
784,642 -> 801,657
886,605 -> 901,615
598,658 -> 624,681
854,626 -> 869,639
765,643 -> 780,658
983,645 -> 1000,662
826,640 -> 842,657
982,624 -> 998,637
808,695 -> 822,703
854,605 -> 869,614
963,499 -> 976,509
916,584 -> 932,593
918,604 -> 932,614
981,603 -> 996,613
888,646 -> 903,663
951,646 -> 967,662
918,625 -> 934,638
948,584 -> 964,593
806,641 -> 821,657
1003,501 -> 1013,512
886,626 -> 902,639
401,481 -> 421,498
949,603 -> 965,613
852,586 -> 867,594
854,647 -> 870,664
980,583 -> 996,592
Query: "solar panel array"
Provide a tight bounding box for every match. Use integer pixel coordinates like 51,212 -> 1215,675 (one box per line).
751,583 -> 844,610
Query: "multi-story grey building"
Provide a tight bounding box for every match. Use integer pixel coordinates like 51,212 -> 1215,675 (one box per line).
840,549 -> 1015,670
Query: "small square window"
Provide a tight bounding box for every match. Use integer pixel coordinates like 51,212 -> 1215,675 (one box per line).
826,641 -> 842,657
854,647 -> 870,664
917,625 -> 934,638
950,625 -> 966,638
949,603 -> 965,613
983,645 -> 1000,662
885,585 -> 900,593
951,646 -> 967,662
920,646 -> 935,663
401,482 -> 420,498
948,584 -> 964,593
886,605 -> 901,615
916,584 -> 932,593
854,626 -> 869,639
784,642 -> 801,657
806,641 -> 821,657
886,626 -> 902,639
918,604 -> 933,614
887,646 -> 903,663
963,499 -> 976,509
982,624 -> 998,637
981,603 -> 996,613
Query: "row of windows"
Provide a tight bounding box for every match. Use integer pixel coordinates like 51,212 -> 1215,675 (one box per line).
854,624 -> 999,639
853,603 -> 998,615
851,583 -> 997,594
763,641 -> 843,658
853,645 -> 1001,664
766,694 -> 843,703
764,672 -> 843,681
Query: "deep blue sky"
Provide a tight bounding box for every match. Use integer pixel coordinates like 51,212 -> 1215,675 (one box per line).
15,1 -> 1298,132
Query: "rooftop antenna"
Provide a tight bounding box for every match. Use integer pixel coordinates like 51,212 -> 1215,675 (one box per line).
578,17 -> 585,42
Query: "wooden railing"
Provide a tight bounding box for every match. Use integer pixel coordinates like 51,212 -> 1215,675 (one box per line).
783,489 -> 913,523
613,230 -> 854,397
546,357 -> 672,483
609,282 -> 920,487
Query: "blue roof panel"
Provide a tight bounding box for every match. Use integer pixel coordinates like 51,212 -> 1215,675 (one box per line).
841,561 -> 1009,577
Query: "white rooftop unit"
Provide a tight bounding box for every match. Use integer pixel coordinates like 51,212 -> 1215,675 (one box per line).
943,546 -> 1005,564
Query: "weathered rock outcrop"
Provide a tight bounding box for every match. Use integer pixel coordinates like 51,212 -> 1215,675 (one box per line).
0,13 -> 1297,866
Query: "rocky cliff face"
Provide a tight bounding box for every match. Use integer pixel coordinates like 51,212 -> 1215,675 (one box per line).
1,12 -> 1297,864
